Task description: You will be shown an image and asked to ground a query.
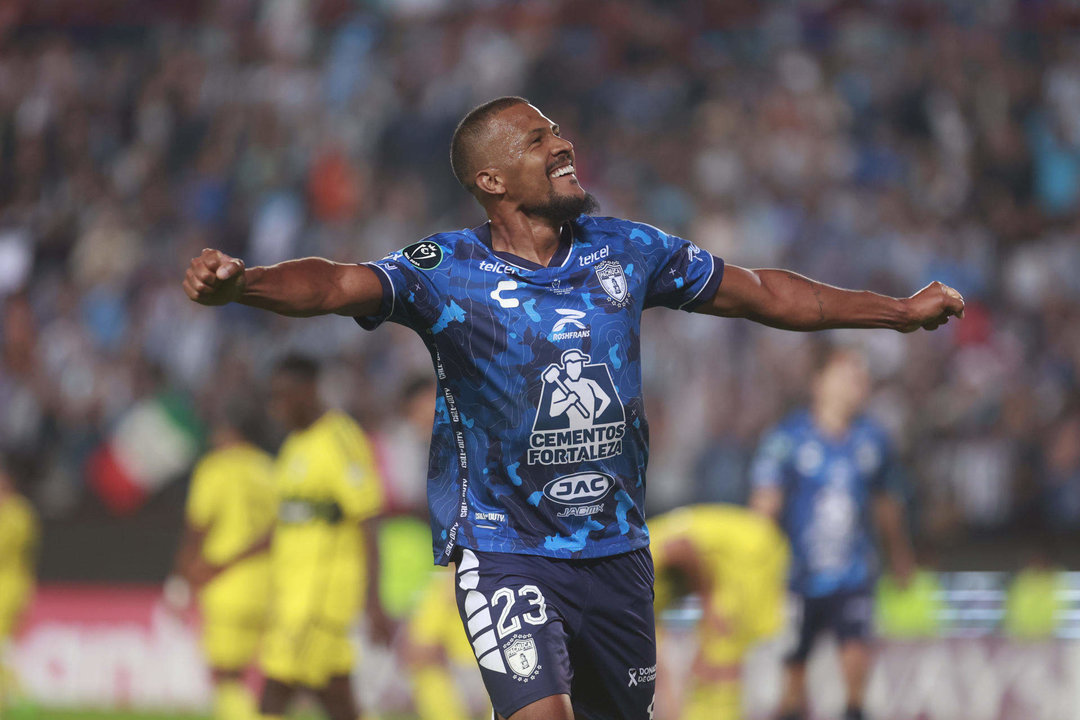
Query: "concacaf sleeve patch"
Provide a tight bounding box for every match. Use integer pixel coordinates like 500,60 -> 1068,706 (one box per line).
403,240 -> 444,270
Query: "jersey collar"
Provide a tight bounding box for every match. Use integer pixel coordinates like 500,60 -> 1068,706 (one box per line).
471,220 -> 576,271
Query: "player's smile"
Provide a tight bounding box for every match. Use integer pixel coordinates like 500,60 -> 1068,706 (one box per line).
548,154 -> 578,185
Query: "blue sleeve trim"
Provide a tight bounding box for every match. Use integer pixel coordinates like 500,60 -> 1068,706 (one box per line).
680,255 -> 725,312
353,262 -> 395,330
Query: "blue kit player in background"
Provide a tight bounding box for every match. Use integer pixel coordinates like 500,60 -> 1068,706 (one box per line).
183,96 -> 963,720
750,346 -> 916,720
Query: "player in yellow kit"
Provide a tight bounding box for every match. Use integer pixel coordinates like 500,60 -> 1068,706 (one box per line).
650,504 -> 789,720
257,355 -> 387,720
404,567 -> 477,720
0,459 -> 39,713
167,400 -> 276,720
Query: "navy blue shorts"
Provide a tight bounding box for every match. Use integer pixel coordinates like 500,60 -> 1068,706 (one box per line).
786,586 -> 874,664
453,547 -> 657,719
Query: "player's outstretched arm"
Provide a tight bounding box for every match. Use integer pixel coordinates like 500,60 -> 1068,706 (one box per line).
182,249 -> 384,318
697,265 -> 965,333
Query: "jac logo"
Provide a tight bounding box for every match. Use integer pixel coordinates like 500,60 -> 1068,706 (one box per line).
543,472 -> 614,505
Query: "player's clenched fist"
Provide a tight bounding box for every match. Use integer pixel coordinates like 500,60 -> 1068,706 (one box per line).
900,281 -> 965,333
183,248 -> 246,306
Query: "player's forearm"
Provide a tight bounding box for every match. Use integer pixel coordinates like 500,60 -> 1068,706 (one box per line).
750,270 -> 910,332
240,258 -> 380,317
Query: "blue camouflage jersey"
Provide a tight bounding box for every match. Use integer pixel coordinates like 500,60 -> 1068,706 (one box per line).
750,410 -> 900,597
357,215 -> 723,564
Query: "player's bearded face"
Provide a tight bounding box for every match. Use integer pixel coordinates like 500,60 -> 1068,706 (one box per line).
524,172 -> 599,225
499,104 -> 598,223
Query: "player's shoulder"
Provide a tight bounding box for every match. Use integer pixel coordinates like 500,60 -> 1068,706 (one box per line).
192,446 -> 230,478
774,409 -> 812,436
379,229 -> 480,273
4,493 -> 37,528
317,410 -> 374,447
851,414 -> 892,447
576,215 -> 677,247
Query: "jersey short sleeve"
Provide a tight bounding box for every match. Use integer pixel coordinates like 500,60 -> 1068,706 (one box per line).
185,458 -> 221,530
635,223 -> 724,312
750,425 -> 795,490
354,237 -> 450,332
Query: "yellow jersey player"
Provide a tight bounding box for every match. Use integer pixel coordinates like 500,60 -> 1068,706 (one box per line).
404,567 -> 478,720
166,399 -> 276,720
0,459 -> 39,713
258,355 -> 387,720
650,504 -> 789,720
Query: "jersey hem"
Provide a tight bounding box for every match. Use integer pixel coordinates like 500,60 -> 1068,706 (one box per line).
436,536 -> 651,566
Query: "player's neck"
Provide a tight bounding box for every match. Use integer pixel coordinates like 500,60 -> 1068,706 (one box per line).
487,211 -> 566,267
812,404 -> 854,439
293,406 -> 326,431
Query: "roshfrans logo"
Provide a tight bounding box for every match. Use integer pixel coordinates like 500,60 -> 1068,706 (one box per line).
551,308 -> 590,342
544,472 -> 614,505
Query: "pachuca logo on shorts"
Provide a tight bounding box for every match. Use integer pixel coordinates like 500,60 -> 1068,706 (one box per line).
595,259 -> 631,307
503,634 -> 541,682
403,240 -> 444,270
529,349 -> 625,465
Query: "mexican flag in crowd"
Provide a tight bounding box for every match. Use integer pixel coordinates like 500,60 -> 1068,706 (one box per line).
87,393 -> 204,515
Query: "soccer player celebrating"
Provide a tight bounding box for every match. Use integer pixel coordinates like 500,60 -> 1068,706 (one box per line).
166,398 -> 275,720
750,347 -> 916,720
183,97 -> 963,720
257,355 -> 387,720
650,504 -> 789,720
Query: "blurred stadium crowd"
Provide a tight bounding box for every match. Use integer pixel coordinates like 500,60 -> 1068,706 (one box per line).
2,0 -> 1080,578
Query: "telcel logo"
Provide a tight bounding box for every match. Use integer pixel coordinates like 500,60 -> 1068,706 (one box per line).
543,472 -> 614,505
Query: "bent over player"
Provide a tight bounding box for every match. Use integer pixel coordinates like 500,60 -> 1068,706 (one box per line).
183,96 -> 964,720
650,504 -> 788,720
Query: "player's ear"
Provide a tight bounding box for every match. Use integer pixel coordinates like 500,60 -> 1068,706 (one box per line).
475,168 -> 505,197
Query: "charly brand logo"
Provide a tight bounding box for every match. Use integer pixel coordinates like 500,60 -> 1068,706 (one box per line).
490,279 -> 520,308
529,349 -> 625,465
595,259 -> 630,307
544,472 -> 613,505
503,634 -> 541,682
402,240 -> 444,270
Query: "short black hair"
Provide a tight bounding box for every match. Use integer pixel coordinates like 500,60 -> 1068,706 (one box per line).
219,394 -> 267,444
273,353 -> 320,382
450,96 -> 530,189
